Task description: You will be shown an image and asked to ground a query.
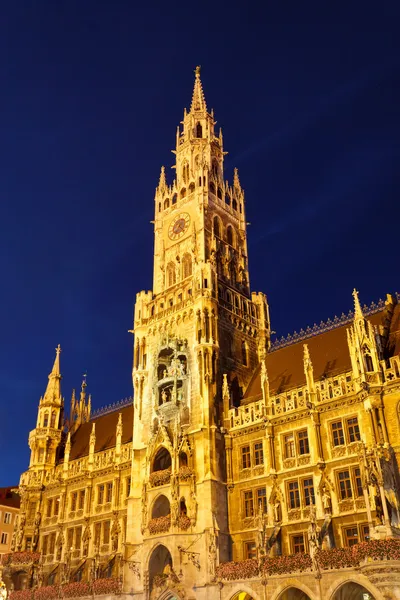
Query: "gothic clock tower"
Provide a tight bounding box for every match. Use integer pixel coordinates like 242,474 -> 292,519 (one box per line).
126,67 -> 270,594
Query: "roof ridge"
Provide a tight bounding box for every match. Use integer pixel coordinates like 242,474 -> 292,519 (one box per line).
91,396 -> 133,419
269,293 -> 399,352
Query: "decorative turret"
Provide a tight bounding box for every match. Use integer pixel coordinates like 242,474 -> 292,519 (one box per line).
63,431 -> 71,475
28,345 -> 64,470
88,423 -> 96,469
69,376 -> 91,433
115,413 -> 123,460
347,289 -> 382,387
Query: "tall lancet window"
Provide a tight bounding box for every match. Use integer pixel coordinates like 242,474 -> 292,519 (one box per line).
196,122 -> 203,138
182,253 -> 192,279
166,262 -> 176,288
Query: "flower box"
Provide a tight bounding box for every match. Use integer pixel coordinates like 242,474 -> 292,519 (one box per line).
61,582 -> 91,598
34,586 -> 59,600
148,515 -> 171,535
177,515 -> 191,530
149,469 -> 171,487
178,466 -> 194,481
92,578 -> 121,596
2,552 -> 41,566
264,553 -> 312,575
10,591 -> 33,600
216,559 -> 259,581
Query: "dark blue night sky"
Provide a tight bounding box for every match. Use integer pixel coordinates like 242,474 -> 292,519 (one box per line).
1,1 -> 399,483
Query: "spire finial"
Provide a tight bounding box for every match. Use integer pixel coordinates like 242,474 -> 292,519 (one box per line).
81,373 -> 87,392
233,167 -> 241,189
352,288 -> 364,319
158,166 -> 167,192
42,345 -> 62,405
190,66 -> 207,113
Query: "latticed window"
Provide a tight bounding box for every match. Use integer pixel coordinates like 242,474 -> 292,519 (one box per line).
27,501 -> 37,520
344,527 -> 359,547
75,527 -> 82,550
241,446 -> 251,469
106,482 -> 113,503
98,484 -> 105,505
42,536 -> 48,556
182,254 -> 192,279
254,442 -> 264,466
284,433 -> 295,458
46,499 -> 53,517
103,521 -> 110,544
298,430 -> 309,455
71,492 -> 77,512
67,528 -> 74,549
54,497 -> 60,516
361,524 -> 370,542
347,417 -> 361,443
49,533 -> 56,555
244,541 -> 257,559
354,467 -> 363,497
166,262 -> 176,288
94,523 -> 101,546
78,490 -> 85,510
331,421 -> 345,446
288,481 -> 300,509
243,491 -> 254,518
292,534 -> 305,554
256,488 -> 267,514
302,478 -> 315,506
338,470 -> 352,499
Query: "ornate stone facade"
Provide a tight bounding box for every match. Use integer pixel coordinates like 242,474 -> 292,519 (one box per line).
2,68 -> 400,600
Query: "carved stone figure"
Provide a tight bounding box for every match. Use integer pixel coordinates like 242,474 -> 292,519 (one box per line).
208,529 -> 217,581
322,486 -> 332,514
82,520 -> 91,557
187,491 -> 198,524
141,483 -> 148,533
274,500 -> 281,523
111,512 -> 120,552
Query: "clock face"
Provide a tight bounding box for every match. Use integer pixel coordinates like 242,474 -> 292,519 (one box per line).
168,212 -> 190,240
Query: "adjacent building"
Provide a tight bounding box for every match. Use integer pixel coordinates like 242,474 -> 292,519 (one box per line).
0,488 -> 20,561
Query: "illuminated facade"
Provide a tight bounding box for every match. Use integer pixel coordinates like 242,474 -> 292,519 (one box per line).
3,69 -> 400,600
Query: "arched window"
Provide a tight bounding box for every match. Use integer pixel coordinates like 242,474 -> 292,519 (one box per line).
365,354 -> 374,372
164,198 -> 170,210
226,225 -> 234,246
43,412 -> 49,427
50,411 -> 56,427
232,198 -> 238,211
213,216 -> 221,238
152,447 -> 172,473
166,262 -> 176,288
242,341 -> 248,366
226,291 -> 232,305
179,452 -> 188,467
212,160 -> 219,180
158,202 -> 161,212
182,163 -> 189,184
239,203 -> 243,213
209,181 -> 216,195
182,254 -> 192,279
151,495 -> 171,519
196,122 -> 203,138
225,195 -> 231,206
172,194 -> 177,205
217,187 -> 223,200
180,188 -> 186,199
189,182 -> 195,194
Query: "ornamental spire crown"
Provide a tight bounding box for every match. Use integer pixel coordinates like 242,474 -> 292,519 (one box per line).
41,344 -> 62,406
190,66 -> 207,113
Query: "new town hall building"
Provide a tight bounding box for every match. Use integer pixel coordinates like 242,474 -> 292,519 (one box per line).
2,69 -> 400,600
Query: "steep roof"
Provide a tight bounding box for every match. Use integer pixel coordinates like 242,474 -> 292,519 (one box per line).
244,306 -> 396,402
69,403 -> 133,461
0,487 -> 20,509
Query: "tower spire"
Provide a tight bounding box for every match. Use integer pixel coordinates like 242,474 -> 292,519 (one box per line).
190,66 -> 207,113
352,288 -> 364,320
42,344 -> 62,404
158,166 -> 167,193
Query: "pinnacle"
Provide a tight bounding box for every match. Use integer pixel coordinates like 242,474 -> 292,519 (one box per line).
158,166 -> 167,191
352,288 -> 364,319
42,345 -> 62,405
233,168 -> 241,189
190,65 -> 207,113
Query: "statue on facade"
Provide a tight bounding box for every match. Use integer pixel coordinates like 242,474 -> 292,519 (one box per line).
208,529 -> 217,581
56,528 -> 64,561
16,516 -> 25,551
32,512 -> 41,549
141,483 -> 148,534
187,491 -> 198,524
273,500 -> 281,523
111,512 -> 120,552
10,517 -> 18,552
321,485 -> 332,514
82,519 -> 91,557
